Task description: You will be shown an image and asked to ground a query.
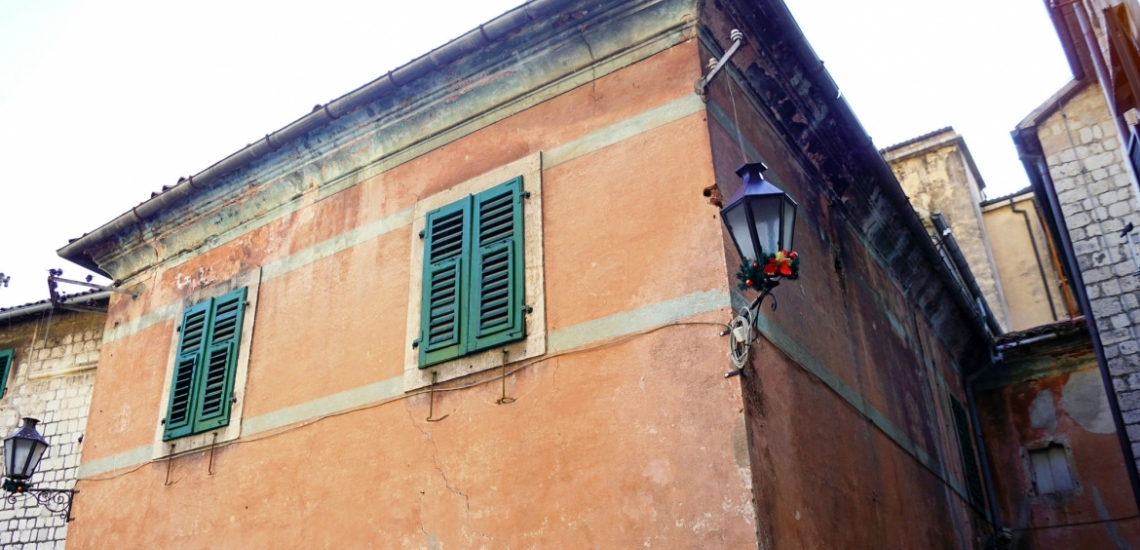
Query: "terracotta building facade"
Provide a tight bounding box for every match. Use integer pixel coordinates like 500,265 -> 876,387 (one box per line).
55,0 -> 1006,548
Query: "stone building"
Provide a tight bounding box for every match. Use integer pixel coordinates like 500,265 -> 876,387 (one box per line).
979,189 -> 1076,333
51,0 -> 1020,548
1025,0 -> 1140,505
0,292 -> 106,549
1013,75 -> 1140,514
883,127 -> 1012,331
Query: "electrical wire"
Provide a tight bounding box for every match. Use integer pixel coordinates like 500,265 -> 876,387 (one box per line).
79,319 -> 730,483
1009,512 -> 1140,532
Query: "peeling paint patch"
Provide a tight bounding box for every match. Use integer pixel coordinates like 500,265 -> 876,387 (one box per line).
1062,369 -> 1115,434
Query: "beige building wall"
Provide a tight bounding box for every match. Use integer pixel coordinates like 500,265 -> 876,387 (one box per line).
980,192 -> 1071,331
884,128 -> 1012,331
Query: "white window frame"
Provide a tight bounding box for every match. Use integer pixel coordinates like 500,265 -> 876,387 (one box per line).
403,153 -> 546,391
151,269 -> 260,459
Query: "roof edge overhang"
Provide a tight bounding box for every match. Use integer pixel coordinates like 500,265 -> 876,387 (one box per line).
57,0 -> 580,274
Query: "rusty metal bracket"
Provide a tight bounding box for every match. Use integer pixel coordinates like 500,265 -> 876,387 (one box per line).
47,274 -> 137,314
425,371 -> 450,423
695,29 -> 744,101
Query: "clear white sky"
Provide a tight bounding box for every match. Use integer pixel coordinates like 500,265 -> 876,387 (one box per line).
0,0 -> 1074,308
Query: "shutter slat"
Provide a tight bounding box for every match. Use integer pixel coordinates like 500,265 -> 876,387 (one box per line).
163,354 -> 199,440
420,199 -> 471,367
0,349 -> 11,399
192,288 -> 246,432
468,177 -> 526,350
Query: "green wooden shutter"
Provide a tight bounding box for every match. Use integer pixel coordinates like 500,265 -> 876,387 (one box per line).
467,177 -> 526,352
0,349 -> 13,399
420,199 -> 471,367
951,396 -> 985,507
164,300 -> 211,440
193,288 -> 246,432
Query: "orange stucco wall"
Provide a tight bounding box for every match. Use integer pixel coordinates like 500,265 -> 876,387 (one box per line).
70,39 -> 767,549
698,4 -> 990,547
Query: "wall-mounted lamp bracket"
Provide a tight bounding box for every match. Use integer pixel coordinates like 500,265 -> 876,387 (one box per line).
724,280 -> 779,378
695,29 -> 744,101
2,482 -> 78,522
47,274 -> 137,313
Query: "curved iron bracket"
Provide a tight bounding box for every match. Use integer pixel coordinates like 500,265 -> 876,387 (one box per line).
724,280 -> 780,378
5,487 -> 78,522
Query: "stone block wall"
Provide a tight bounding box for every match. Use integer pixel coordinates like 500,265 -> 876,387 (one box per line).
1037,82 -> 1140,471
0,308 -> 104,550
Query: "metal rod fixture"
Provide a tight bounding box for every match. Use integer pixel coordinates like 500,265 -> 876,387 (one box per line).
696,29 -> 744,99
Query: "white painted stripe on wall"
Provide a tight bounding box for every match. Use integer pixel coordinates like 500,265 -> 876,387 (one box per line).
547,288 -> 729,352
241,375 -> 404,436
544,94 -> 705,169
262,207 -> 414,282
79,287 -> 732,478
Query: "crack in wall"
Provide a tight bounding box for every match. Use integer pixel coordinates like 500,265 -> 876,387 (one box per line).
404,400 -> 495,544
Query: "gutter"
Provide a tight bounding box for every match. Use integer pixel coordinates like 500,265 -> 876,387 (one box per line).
930,213 -> 1004,337
0,291 -> 112,322
57,0 -> 575,277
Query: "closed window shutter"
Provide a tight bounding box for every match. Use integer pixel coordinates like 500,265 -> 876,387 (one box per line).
467,177 -> 526,352
164,301 -> 211,440
193,288 -> 246,432
951,396 -> 985,507
0,349 -> 13,399
420,200 -> 471,367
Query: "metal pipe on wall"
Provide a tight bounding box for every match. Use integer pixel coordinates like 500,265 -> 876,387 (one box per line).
1009,198 -> 1058,321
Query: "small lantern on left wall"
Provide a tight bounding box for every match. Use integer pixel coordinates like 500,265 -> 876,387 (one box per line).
718,162 -> 802,379
1,417 -> 78,521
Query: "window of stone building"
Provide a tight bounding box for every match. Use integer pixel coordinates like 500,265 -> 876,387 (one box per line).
153,270 -> 260,459
163,288 -> 247,441
1029,443 -> 1075,495
403,153 -> 546,392
0,348 -> 12,398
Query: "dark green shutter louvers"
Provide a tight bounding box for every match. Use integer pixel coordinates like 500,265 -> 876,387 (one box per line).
0,349 -> 13,399
468,178 -> 525,351
164,288 -> 246,441
418,177 -> 526,368
951,396 -> 985,507
420,200 -> 470,367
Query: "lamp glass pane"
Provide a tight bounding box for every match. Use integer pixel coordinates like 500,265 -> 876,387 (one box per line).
782,198 -> 797,252
10,439 -> 30,479
748,196 -> 781,257
24,441 -> 46,478
723,204 -> 756,261
3,439 -> 12,478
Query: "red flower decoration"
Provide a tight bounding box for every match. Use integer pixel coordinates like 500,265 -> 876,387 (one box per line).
764,250 -> 794,277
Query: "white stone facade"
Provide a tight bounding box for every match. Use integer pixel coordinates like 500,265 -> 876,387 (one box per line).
1038,83 -> 1140,470
0,309 -> 103,550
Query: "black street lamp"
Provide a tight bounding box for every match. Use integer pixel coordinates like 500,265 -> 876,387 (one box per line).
719,162 -> 801,378
2,418 -> 78,521
720,162 -> 797,270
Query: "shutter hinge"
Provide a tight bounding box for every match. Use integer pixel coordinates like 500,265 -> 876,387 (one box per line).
176,325 -> 181,333
231,391 -> 238,404
418,230 -> 426,240
522,191 -> 532,200
522,304 -> 533,314
160,419 -> 165,425
412,338 -> 421,349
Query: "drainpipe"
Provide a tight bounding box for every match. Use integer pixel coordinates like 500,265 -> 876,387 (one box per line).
1009,198 -> 1058,321
965,364 -> 1004,531
1029,151 -> 1140,511
930,213 -> 1004,336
